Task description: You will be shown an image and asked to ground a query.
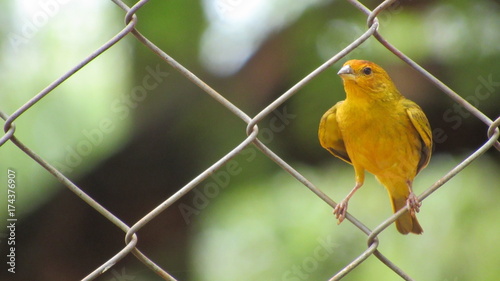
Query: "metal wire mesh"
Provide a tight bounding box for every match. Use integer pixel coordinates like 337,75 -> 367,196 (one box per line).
1,0 -> 499,280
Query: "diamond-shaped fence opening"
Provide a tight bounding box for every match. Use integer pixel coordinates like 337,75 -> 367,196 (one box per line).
1,0 -> 499,280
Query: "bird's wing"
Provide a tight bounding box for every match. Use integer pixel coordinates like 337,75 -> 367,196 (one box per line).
318,101 -> 351,164
404,100 -> 432,174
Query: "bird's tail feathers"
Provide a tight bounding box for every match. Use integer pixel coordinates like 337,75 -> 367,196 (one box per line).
390,195 -> 423,235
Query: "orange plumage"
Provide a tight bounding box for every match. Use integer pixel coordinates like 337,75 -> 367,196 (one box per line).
318,60 -> 432,234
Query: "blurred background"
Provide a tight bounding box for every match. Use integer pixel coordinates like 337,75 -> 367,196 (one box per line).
0,0 -> 499,280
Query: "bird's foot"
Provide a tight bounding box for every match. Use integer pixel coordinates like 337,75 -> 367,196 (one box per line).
406,192 -> 421,216
333,200 -> 349,224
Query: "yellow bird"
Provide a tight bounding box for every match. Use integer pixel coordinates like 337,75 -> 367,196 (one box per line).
318,60 -> 432,234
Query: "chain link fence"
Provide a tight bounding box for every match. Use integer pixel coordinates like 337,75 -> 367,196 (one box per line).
1,0 -> 499,280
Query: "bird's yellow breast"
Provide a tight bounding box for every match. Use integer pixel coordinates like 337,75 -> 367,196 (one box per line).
337,98 -> 421,179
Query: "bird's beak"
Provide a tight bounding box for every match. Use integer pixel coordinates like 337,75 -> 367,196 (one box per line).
337,64 -> 354,76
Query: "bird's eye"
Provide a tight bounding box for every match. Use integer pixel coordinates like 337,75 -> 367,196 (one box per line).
363,67 -> 372,75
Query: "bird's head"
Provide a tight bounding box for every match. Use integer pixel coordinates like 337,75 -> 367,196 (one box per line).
337,60 -> 400,99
